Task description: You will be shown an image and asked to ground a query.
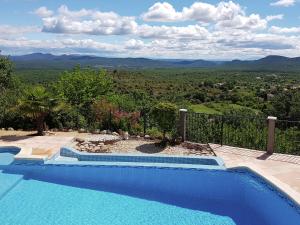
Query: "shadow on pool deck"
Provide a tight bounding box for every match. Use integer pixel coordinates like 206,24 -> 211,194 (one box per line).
256,152 -> 272,160
0,135 -> 34,142
135,143 -> 165,154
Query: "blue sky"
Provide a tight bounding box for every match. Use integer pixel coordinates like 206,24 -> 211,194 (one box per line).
0,0 -> 299,59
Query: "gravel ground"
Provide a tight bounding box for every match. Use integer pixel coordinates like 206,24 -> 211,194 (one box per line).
103,139 -> 215,156
0,131 -> 215,156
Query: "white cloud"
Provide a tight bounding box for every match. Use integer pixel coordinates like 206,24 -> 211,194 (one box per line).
182,2 -> 219,23
220,33 -> 294,50
138,24 -> 209,39
0,37 -> 122,55
187,1 -> 267,30
0,33 -> 299,59
57,5 -> 91,18
266,14 -> 284,21
215,13 -> 267,30
141,1 -> 267,30
125,39 -> 145,50
0,25 -> 39,36
270,0 -> 295,7
269,26 -> 300,34
141,2 -> 182,22
39,5 -> 137,35
34,6 -> 53,17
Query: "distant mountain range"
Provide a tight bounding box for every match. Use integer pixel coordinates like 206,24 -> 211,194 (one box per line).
9,53 -> 300,71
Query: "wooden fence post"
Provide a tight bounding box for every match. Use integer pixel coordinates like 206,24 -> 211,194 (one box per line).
267,116 -> 277,154
178,109 -> 187,142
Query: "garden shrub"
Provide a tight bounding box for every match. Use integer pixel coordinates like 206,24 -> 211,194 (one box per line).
152,102 -> 177,139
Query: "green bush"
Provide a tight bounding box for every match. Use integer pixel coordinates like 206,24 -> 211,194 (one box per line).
49,107 -> 87,130
152,102 -> 177,139
146,127 -> 163,139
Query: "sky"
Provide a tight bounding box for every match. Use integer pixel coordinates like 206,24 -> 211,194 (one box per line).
0,0 -> 299,60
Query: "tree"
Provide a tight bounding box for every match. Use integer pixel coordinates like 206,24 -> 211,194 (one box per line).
0,56 -> 13,91
267,93 -> 291,119
0,56 -> 24,128
16,86 -> 63,135
290,92 -> 300,121
152,102 -> 177,139
55,66 -> 112,106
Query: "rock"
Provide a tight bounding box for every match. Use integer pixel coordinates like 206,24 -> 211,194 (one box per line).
94,146 -> 101,151
144,135 -> 150,139
122,131 -> 129,140
112,132 -> 119,136
75,137 -> 85,143
103,140 -> 116,145
52,128 -> 59,132
82,141 -> 91,147
78,128 -> 86,133
86,135 -> 120,143
100,130 -> 107,134
106,130 -> 112,134
89,148 -> 96,153
92,129 -> 100,134
101,145 -> 109,151
45,131 -> 55,136
1,128 -> 5,130
68,129 -> 73,132
181,142 -> 210,151
136,135 -> 141,139
7,127 -> 14,131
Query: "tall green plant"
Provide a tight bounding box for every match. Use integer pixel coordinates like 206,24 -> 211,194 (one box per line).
16,86 -> 64,135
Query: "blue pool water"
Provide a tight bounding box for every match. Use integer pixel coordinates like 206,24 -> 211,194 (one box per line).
0,149 -> 299,225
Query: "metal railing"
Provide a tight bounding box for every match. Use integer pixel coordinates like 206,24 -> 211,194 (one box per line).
186,112 -> 267,151
187,112 -> 223,144
275,120 -> 300,155
222,114 -> 267,151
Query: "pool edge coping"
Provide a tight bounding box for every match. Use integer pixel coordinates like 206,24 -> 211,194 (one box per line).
231,162 -> 300,206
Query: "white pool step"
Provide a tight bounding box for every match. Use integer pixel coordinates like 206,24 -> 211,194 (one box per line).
14,147 -> 53,161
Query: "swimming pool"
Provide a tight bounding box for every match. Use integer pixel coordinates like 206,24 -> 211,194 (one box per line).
0,148 -> 299,225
